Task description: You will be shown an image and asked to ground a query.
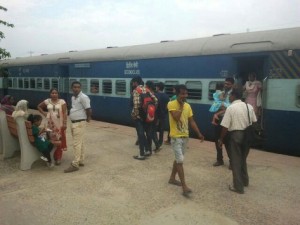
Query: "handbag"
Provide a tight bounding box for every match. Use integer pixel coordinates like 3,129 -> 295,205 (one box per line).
245,103 -> 256,145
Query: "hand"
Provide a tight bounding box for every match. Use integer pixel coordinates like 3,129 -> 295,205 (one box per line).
213,114 -> 219,122
198,134 -> 205,142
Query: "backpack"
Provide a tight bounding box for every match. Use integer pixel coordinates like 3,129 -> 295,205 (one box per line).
136,87 -> 156,123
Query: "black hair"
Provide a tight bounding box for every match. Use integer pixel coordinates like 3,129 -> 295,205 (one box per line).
27,114 -> 43,124
156,82 -> 165,91
71,81 -> 81,87
230,86 -> 243,100
225,77 -> 235,84
216,82 -> 224,90
131,76 -> 143,85
175,84 -> 187,95
50,88 -> 58,94
145,80 -> 155,90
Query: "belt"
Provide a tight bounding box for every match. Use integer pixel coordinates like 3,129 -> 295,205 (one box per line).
71,119 -> 86,123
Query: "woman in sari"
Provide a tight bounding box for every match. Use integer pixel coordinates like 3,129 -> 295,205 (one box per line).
0,95 -> 15,115
38,88 -> 67,165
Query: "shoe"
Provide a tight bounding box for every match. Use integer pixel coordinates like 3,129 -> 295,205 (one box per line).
164,140 -> 171,145
144,151 -> 152,157
228,185 -> 244,194
154,145 -> 162,153
64,165 -> 79,173
47,162 -> 54,168
40,156 -> 48,162
79,163 -> 85,167
55,160 -> 61,166
133,155 -> 146,160
213,161 -> 224,166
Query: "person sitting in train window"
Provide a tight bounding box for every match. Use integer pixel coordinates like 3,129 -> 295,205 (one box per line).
209,83 -> 230,125
244,72 -> 262,117
0,95 -> 15,115
90,83 -> 99,93
12,99 -> 29,119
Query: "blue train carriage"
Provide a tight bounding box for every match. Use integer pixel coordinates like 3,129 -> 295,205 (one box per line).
0,27 -> 299,156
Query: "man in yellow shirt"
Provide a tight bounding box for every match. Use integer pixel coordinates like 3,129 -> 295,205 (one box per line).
167,84 -> 204,196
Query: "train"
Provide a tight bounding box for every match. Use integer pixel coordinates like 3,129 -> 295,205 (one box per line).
0,27 -> 300,156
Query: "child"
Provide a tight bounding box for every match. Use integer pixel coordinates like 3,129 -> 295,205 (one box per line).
27,114 -> 58,167
209,83 -> 229,125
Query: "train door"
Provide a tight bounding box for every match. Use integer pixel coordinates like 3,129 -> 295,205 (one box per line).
235,56 -> 267,147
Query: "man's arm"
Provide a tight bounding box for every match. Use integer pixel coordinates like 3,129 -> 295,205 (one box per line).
188,116 -> 204,142
85,108 -> 92,122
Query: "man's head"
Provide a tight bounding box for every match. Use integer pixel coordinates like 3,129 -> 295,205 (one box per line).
229,86 -> 243,103
71,81 -> 81,96
156,82 -> 165,92
248,72 -> 256,82
224,77 -> 234,91
145,80 -> 155,92
175,84 -> 188,103
131,76 -> 143,89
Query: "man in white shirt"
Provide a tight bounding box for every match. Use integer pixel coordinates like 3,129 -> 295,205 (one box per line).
64,81 -> 92,173
218,87 -> 257,194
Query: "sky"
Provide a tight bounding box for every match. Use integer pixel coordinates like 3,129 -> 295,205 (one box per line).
1,0 -> 300,58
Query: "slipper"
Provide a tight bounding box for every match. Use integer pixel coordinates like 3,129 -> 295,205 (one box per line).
168,180 -> 182,186
228,185 -> 244,194
182,189 -> 192,197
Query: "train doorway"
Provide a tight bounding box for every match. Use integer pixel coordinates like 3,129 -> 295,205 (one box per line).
235,56 -> 266,148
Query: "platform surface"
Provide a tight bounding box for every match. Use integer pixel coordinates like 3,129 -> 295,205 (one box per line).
0,118 -> 299,225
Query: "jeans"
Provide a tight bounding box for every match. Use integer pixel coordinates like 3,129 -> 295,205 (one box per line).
135,119 -> 152,156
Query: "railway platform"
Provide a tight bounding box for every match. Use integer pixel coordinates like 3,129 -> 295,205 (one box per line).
0,117 -> 299,225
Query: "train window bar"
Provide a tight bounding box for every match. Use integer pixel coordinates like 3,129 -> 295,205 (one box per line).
90,79 -> 99,94
165,81 -> 179,98
103,80 -> 112,94
186,81 -> 202,100
116,80 -> 126,95
208,81 -> 224,100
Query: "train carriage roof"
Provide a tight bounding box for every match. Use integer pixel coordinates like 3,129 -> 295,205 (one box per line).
1,27 -> 300,67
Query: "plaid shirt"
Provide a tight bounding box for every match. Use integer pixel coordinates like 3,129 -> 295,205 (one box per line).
131,85 -> 158,120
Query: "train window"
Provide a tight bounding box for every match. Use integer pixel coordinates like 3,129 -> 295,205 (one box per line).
52,79 -> 58,89
8,78 -> 12,88
103,80 -> 112,94
116,80 -> 126,95
30,78 -> 36,89
165,81 -> 179,97
24,78 -> 29,88
13,78 -> 17,88
79,79 -> 88,93
44,78 -> 50,90
296,84 -> 300,108
90,79 -> 99,94
18,78 -> 23,88
37,78 -> 43,89
208,81 -> 224,100
186,81 -> 202,100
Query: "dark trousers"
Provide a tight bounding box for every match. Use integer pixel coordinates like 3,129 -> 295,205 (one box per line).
215,124 -> 230,163
135,119 -> 152,156
150,121 -> 159,150
156,116 -> 166,146
229,131 -> 250,192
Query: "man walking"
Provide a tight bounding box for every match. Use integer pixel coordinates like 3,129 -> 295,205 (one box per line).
218,87 -> 257,194
64,81 -> 92,173
131,76 -> 157,160
168,84 -> 204,196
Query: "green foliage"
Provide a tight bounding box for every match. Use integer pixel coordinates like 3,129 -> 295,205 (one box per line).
0,5 -> 14,59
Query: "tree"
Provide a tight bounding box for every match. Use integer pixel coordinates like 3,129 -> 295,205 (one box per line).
0,5 -> 14,59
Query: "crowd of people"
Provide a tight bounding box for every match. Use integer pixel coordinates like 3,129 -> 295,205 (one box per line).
0,72 -> 260,196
